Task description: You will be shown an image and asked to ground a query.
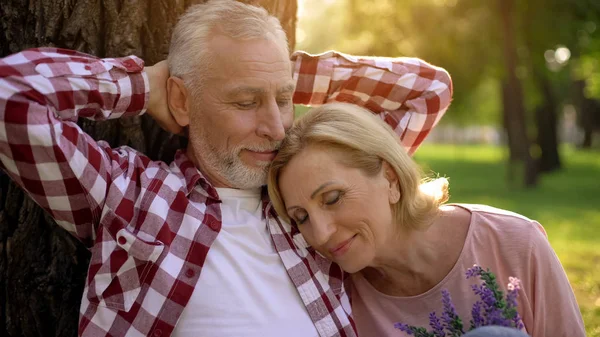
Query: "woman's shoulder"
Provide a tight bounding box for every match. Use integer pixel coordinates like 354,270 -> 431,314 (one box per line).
451,203 -> 532,220
452,204 -> 543,228
449,203 -> 548,245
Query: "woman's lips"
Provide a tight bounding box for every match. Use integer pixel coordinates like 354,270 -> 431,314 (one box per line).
329,235 -> 356,257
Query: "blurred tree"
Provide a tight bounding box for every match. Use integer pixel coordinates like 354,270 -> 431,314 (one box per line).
499,0 -> 537,186
297,0 -> 600,182
519,0 -> 600,168
300,0 -> 538,186
569,0 -> 600,148
521,0 -> 562,173
0,1 -> 296,336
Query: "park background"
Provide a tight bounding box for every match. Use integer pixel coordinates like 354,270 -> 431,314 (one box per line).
295,0 -> 600,335
0,0 -> 598,336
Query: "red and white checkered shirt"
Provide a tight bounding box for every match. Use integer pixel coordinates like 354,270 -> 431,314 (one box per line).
0,48 -> 452,337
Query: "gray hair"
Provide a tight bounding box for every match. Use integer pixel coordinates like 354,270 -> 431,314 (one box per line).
167,0 -> 289,90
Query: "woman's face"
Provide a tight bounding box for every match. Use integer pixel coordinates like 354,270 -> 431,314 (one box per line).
278,145 -> 399,273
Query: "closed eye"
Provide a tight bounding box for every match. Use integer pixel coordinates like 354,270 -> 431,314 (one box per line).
277,98 -> 292,107
235,101 -> 257,109
291,209 -> 309,225
323,190 -> 342,205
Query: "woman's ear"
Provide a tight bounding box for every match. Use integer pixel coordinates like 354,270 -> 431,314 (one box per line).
383,161 -> 401,204
167,76 -> 191,127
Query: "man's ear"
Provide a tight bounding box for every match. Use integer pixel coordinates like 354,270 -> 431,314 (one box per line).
383,161 -> 401,204
167,76 -> 191,127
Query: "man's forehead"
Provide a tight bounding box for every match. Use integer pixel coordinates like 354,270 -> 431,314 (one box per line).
224,82 -> 296,96
203,35 -> 295,94
209,34 -> 289,63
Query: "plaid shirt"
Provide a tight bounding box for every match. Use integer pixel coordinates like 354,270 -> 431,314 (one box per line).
0,48 -> 452,337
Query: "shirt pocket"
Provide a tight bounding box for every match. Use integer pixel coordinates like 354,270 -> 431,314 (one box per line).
86,222 -> 165,312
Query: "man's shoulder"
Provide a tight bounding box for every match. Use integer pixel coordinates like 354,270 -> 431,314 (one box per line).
107,145 -> 171,173
105,145 -> 194,196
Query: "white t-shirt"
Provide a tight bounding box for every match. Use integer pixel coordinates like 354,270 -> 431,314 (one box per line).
172,187 -> 318,337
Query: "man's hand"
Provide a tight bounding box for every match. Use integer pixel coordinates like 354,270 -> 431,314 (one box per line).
145,61 -> 183,135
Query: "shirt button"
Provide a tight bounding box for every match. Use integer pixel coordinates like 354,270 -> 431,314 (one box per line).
117,236 -> 127,245
123,59 -> 137,69
153,329 -> 162,337
185,268 -> 195,278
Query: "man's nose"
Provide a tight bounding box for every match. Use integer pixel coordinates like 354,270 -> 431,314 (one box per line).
256,99 -> 286,141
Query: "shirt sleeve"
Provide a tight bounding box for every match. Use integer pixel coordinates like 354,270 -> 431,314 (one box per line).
527,221 -> 586,337
0,47 -> 149,247
291,50 -> 453,155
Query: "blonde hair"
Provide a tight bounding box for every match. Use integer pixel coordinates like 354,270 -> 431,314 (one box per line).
268,103 -> 449,230
168,0 -> 289,91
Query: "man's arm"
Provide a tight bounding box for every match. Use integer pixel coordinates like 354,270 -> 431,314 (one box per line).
0,48 -> 157,247
291,51 -> 453,155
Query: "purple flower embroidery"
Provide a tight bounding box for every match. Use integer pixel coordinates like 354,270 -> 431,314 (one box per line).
395,323 -> 414,334
470,301 -> 484,328
428,312 -> 445,337
395,265 -> 525,336
441,290 -> 465,336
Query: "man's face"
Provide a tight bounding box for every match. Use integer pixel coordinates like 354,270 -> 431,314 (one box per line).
187,35 -> 295,189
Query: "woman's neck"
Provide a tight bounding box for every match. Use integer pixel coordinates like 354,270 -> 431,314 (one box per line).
361,205 -> 471,297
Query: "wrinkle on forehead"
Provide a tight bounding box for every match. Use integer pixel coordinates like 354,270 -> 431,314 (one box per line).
210,34 -> 289,65
279,148 -> 333,206
205,35 -> 293,91
225,82 -> 296,98
237,57 -> 290,66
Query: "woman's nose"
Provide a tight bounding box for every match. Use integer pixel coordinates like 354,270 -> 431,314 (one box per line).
310,213 -> 337,247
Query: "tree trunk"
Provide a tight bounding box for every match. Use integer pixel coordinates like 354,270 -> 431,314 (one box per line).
498,0 -> 537,187
520,2 -> 561,174
581,118 -> 593,148
574,80 -> 600,149
0,1 -> 296,336
534,72 -> 561,173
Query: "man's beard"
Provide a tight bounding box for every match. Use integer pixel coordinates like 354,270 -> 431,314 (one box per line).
194,133 -> 281,189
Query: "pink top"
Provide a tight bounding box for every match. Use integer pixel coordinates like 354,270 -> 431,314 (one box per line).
351,204 -> 585,337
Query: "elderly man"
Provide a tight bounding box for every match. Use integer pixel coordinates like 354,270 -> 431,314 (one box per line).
0,1 -> 452,336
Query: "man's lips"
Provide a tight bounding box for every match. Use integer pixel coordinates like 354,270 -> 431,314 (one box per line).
244,149 -> 278,161
329,235 -> 356,257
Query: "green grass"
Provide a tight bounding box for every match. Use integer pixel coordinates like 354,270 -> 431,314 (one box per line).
413,144 -> 600,336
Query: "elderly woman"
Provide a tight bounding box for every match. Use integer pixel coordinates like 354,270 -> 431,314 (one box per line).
267,103 -> 585,337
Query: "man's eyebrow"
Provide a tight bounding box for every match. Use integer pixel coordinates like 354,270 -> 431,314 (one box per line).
277,83 -> 296,95
226,83 -> 295,97
227,86 -> 266,97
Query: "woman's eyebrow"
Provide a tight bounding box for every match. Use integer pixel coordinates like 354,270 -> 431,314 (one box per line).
286,181 -> 339,212
310,182 -> 336,199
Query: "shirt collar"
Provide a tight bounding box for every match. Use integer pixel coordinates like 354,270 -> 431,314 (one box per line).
173,151 -> 298,237
172,150 -> 220,200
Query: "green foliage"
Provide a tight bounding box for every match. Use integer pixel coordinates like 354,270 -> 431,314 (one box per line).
297,0 -> 600,125
414,144 -> 600,336
578,51 -> 600,99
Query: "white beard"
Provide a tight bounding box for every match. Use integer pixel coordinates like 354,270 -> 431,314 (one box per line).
193,134 -> 279,189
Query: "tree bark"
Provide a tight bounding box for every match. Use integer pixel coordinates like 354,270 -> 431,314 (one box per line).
534,72 -> 561,173
573,80 -> 600,149
0,1 -> 296,336
498,0 -> 538,187
520,2 -> 561,174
